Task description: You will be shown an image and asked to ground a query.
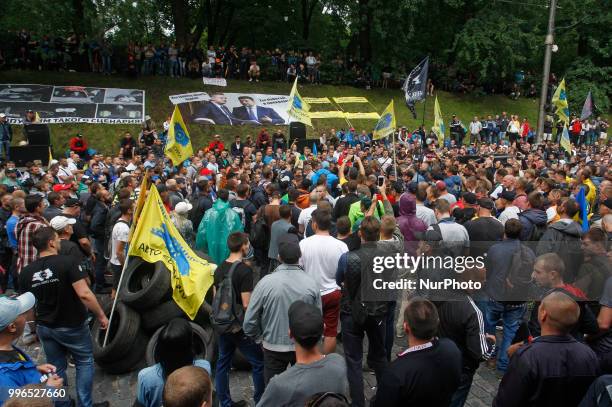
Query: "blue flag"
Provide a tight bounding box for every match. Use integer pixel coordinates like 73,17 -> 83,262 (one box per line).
313,142 -> 317,156
575,186 -> 589,232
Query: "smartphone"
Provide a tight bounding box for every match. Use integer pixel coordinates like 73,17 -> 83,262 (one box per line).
377,176 -> 385,187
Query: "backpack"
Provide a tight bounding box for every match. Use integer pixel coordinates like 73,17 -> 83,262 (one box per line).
211,261 -> 244,335
527,222 -> 547,241
504,244 -> 535,302
249,209 -> 269,251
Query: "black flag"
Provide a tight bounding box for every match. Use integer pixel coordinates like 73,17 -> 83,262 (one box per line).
402,57 -> 429,119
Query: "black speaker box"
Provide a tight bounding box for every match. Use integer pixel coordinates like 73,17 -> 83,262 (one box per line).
11,145 -> 51,167
289,122 -> 306,141
23,124 -> 51,146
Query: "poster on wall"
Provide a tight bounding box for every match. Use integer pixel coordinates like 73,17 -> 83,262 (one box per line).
0,84 -> 146,124
169,91 -> 289,126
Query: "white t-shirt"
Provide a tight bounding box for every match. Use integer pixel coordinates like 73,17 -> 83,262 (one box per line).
298,205 -> 317,228
110,221 -> 130,266
299,235 -> 348,295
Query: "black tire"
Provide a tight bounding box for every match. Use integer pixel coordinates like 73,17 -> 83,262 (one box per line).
145,322 -> 215,366
92,302 -> 142,364
141,301 -> 185,333
96,330 -> 149,374
120,258 -> 171,311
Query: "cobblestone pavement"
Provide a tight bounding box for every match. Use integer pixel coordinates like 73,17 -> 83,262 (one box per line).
22,334 -> 501,406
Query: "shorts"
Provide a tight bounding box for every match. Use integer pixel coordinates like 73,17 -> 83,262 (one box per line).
111,263 -> 123,289
321,290 -> 341,337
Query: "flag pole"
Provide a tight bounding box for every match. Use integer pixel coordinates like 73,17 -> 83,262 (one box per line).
392,131 -> 398,178
103,174 -> 151,347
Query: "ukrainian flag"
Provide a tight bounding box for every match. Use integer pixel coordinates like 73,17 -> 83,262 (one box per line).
560,124 -> 571,153
165,105 -> 193,166
552,78 -> 570,124
287,77 -> 312,126
575,186 -> 589,232
373,100 -> 396,140
128,185 -> 215,319
433,96 -> 445,146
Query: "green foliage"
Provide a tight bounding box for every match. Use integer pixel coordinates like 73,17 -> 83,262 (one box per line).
564,60 -> 612,114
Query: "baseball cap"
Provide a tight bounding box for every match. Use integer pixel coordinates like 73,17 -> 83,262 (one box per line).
0,113 -> 5,118
435,180 -> 446,191
52,183 -> 71,192
288,300 -> 323,345
174,201 -> 193,214
0,292 -> 35,331
50,215 -> 76,231
64,198 -> 81,207
462,192 -> 478,205
500,190 -> 516,201
278,235 -> 301,264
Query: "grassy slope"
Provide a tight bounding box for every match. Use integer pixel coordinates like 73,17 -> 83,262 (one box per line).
1,70 -> 541,155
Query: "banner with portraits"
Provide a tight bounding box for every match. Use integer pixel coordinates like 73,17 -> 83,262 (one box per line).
169,91 -> 290,126
0,84 -> 146,124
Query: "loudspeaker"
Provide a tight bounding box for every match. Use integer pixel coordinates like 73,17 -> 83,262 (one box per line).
289,122 -> 306,141
23,124 -> 50,146
11,145 -> 51,167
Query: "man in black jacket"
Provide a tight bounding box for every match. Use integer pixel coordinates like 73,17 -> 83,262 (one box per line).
333,180 -> 360,220
189,179 -> 214,230
374,297 -> 462,407
89,189 -> 111,293
494,291 -> 599,407
335,216 -> 388,407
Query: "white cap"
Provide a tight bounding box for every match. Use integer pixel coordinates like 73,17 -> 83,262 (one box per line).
174,201 -> 193,215
0,292 -> 35,331
0,113 -> 6,118
50,216 -> 76,231
125,163 -> 137,171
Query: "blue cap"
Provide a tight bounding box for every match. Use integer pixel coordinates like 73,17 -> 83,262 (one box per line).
0,293 -> 35,331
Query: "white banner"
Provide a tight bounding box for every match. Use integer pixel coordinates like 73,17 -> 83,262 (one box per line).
202,77 -> 227,87
170,91 -> 290,126
0,84 -> 145,124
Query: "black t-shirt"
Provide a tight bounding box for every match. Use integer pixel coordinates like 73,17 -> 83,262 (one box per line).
213,261 -> 254,309
0,349 -> 26,364
19,255 -> 88,328
464,217 -> 504,257
60,239 -> 87,264
341,232 -> 361,251
120,137 -> 136,157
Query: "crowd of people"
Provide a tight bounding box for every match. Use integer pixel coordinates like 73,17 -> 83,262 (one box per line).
0,104 -> 610,407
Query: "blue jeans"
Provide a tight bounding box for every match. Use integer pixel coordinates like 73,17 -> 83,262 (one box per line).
484,300 -> 526,371
0,141 -> 9,159
169,60 -> 179,77
92,238 -> 106,291
449,370 -> 475,407
215,331 -> 264,407
37,322 -> 94,407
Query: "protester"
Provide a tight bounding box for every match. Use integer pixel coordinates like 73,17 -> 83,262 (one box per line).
162,365 -> 213,407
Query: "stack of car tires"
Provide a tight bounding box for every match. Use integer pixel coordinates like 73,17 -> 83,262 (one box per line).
91,257 -> 214,374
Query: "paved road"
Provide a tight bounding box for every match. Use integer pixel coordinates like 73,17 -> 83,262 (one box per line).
22,335 -> 500,406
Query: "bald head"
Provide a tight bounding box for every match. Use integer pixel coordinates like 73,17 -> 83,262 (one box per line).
309,189 -> 319,205
163,366 -> 212,407
538,291 -> 580,335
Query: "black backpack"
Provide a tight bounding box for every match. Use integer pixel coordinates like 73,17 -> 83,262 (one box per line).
504,244 -> 535,303
249,209 -> 269,251
211,261 -> 244,335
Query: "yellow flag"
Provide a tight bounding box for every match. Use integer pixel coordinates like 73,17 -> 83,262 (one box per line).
128,174 -> 149,240
165,105 -> 193,166
373,100 -> 396,140
287,78 -> 311,126
128,185 -> 215,319
432,96 -> 446,146
48,147 -> 53,168
552,78 -> 569,124
560,124 -> 571,153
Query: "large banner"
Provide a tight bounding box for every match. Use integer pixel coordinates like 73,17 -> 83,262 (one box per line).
169,91 -> 289,126
0,84 -> 146,124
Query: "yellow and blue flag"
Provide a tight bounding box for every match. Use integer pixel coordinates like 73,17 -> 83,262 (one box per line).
128,185 -> 215,319
165,105 -> 193,166
373,100 -> 396,140
560,124 -> 571,153
575,186 -> 589,232
287,77 -> 312,126
552,78 -> 570,124
432,95 -> 445,146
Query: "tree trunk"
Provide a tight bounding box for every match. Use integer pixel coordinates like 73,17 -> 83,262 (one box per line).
218,3 -> 236,46
301,0 -> 318,41
72,0 -> 85,35
358,0 -> 372,62
171,0 -> 189,46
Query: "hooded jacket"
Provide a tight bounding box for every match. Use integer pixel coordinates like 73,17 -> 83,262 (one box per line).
536,220 -> 584,281
518,208 -> 547,241
195,199 -> 243,264
397,193 -> 427,254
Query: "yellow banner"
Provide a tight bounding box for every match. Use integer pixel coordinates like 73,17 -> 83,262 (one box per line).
309,111 -> 347,119
302,97 -> 332,104
333,97 -> 370,103
287,78 -> 312,126
128,185 -> 215,319
345,112 -> 380,120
